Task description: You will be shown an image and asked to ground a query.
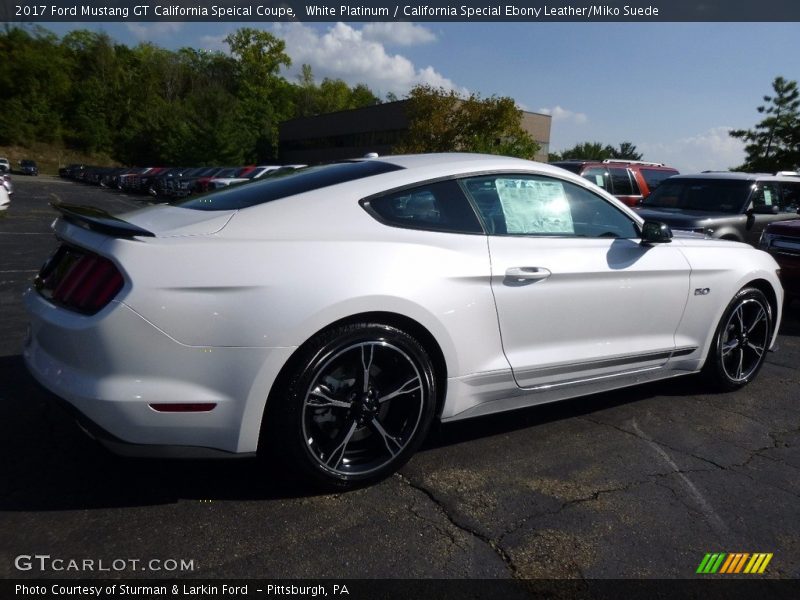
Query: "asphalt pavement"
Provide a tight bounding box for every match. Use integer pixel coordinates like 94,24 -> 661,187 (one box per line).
1,176 -> 798,581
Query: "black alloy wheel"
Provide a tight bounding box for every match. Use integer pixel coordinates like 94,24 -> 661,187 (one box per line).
266,323 -> 436,489
704,287 -> 772,391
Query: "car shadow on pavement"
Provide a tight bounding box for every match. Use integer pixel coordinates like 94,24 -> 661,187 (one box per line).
424,376 -> 703,452
1,310 -> 792,513
779,300 -> 800,336
0,355 -> 326,511
0,352 -> 707,512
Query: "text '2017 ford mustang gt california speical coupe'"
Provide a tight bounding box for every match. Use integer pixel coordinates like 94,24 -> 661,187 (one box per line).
23,154 -> 783,488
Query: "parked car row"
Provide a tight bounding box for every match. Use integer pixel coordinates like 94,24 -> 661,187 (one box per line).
635,171 -> 800,244
551,159 -> 680,207
549,161 -> 800,300
59,163 -> 306,200
0,157 -> 39,175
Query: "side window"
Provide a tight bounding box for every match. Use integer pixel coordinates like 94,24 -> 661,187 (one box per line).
609,168 -> 636,196
751,182 -> 781,209
462,174 -> 639,238
581,167 -> 609,192
780,182 -> 800,211
365,179 -> 483,234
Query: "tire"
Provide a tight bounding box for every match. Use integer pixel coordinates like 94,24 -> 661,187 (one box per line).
264,323 -> 436,490
702,287 -> 772,391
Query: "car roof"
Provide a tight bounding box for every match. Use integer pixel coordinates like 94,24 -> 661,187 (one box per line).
551,159 -> 676,169
368,152 -> 572,179
667,172 -> 799,182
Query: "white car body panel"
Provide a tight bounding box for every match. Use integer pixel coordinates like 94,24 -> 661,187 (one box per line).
487,235 -> 691,389
0,183 -> 9,211
22,153 -> 784,457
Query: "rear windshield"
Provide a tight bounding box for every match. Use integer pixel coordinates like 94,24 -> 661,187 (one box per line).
177,161 -> 404,211
642,178 -> 752,213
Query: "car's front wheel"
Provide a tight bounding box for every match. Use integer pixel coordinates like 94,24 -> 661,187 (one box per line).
703,287 -> 772,391
265,323 -> 436,489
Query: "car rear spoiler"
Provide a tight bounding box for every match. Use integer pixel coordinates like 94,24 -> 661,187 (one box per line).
51,203 -> 155,238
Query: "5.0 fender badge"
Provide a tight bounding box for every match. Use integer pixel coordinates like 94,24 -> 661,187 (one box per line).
695,288 -> 711,296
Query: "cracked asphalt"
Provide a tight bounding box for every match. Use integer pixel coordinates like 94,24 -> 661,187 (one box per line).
1,176 -> 798,580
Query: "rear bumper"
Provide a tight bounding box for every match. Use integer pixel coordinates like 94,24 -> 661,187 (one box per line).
23,288 -> 294,455
49,390 -> 255,459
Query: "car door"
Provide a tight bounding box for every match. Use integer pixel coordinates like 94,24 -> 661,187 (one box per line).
462,173 -> 692,390
745,181 -> 798,245
607,167 -> 642,207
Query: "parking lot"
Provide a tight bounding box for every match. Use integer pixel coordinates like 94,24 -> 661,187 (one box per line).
1,176 -> 799,580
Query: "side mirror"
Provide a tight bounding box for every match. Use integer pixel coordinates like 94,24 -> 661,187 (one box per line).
641,220 -> 673,244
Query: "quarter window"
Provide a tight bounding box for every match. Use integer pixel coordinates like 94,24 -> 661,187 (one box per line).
462,175 -> 639,238
365,179 -> 483,234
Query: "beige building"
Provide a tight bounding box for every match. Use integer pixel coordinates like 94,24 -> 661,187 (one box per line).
279,100 -> 551,164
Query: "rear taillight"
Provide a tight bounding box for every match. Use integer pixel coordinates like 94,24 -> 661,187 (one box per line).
35,245 -> 124,314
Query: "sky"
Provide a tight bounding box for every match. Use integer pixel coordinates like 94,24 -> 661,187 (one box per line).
41,20 -> 800,173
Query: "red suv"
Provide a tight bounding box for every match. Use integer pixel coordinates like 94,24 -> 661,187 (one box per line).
551,159 -> 679,207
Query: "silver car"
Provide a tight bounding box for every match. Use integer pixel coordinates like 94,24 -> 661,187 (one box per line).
636,172 -> 800,245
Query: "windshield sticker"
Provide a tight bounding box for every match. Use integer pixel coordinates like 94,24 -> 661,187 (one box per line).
495,179 -> 574,234
763,189 -> 773,205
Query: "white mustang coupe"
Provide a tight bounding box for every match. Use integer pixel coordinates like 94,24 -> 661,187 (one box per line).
23,154 -> 782,488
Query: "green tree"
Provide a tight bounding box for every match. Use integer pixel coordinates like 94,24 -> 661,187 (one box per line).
0,25 -> 384,167
60,30 -> 124,154
224,28 -> 292,162
554,141 -> 612,161
730,76 -> 800,172
395,85 -> 539,159
292,64 -> 380,118
552,141 -> 642,161
609,141 -> 643,160
0,26 -> 71,145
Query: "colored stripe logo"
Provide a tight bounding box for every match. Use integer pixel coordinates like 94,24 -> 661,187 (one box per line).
696,553 -> 773,574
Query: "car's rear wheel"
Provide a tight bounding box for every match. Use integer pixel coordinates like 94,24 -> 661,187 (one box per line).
703,287 -> 772,391
266,323 -> 436,489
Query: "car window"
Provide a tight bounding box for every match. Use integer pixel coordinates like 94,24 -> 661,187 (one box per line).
779,182 -> 800,211
365,180 -> 483,234
581,167 -> 609,191
177,161 -> 403,211
462,174 -> 639,238
640,168 -> 677,192
643,179 -> 751,213
751,182 -> 782,210
609,168 -> 636,196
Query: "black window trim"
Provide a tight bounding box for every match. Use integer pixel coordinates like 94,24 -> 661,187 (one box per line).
360,169 -> 643,238
360,174 -> 487,236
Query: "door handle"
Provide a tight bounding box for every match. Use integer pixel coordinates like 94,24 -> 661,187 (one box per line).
505,267 -> 551,282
